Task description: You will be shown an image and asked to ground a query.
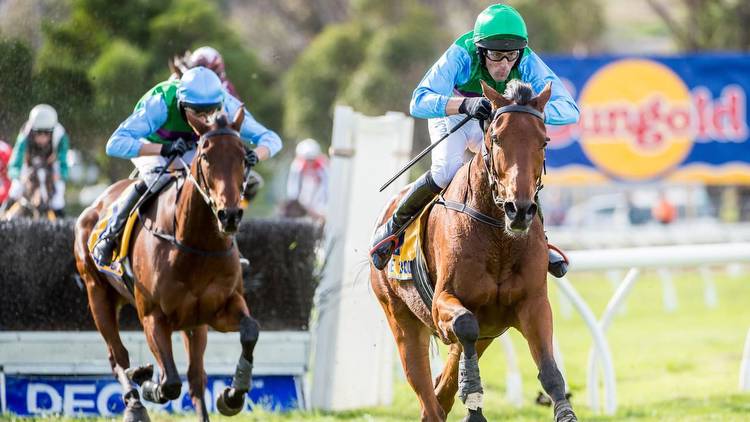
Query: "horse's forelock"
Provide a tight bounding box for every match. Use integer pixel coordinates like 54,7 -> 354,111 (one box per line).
503,80 -> 533,105
214,113 -> 229,129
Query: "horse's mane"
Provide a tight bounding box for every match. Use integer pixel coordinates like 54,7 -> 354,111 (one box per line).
503,80 -> 534,105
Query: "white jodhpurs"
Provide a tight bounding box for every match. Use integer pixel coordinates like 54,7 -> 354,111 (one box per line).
428,115 -> 484,188
130,141 -> 196,184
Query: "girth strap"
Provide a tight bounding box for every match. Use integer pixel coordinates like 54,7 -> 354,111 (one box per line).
435,194 -> 505,229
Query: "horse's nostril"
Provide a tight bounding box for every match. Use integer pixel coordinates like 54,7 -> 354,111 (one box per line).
504,202 -> 517,219
527,203 -> 538,218
217,209 -> 227,223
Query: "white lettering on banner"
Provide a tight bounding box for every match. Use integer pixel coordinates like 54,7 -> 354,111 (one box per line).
18,378 -> 273,416
63,385 -> 96,415
96,384 -> 121,416
27,384 -> 62,414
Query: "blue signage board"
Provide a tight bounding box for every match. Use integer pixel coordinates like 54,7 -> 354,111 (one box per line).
539,53 -> 750,184
2,374 -> 301,416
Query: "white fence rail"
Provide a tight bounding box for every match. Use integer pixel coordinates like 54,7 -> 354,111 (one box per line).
555,242 -> 750,415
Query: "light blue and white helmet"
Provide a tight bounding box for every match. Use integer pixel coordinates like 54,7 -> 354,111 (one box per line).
177,66 -> 224,111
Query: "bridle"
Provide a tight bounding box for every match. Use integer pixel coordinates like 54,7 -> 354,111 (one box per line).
435,103 -> 549,229
179,127 -> 249,221
144,126 -> 250,257
482,104 -> 548,209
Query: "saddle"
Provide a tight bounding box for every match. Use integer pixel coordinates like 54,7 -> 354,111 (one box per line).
87,175 -> 178,291
388,198 -> 437,309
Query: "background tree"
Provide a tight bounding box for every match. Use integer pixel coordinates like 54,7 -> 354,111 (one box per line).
0,38 -> 33,141
646,0 -> 750,51
34,0 -> 280,182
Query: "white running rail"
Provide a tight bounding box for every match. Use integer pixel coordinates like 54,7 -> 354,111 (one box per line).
556,242 -> 750,415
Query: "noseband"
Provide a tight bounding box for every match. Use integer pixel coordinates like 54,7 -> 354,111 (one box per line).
482,104 -> 547,208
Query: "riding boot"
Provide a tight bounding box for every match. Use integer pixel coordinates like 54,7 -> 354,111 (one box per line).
370,172 -> 442,270
242,170 -> 263,203
92,181 -> 148,267
548,246 -> 568,278
535,194 -> 569,278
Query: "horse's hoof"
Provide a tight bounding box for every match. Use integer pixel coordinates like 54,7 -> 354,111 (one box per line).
216,387 -> 244,416
123,401 -> 150,422
554,400 -> 578,422
556,411 -> 578,422
461,408 -> 487,422
125,364 -> 153,385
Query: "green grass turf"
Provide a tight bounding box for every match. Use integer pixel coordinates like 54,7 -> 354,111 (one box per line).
3,270 -> 749,421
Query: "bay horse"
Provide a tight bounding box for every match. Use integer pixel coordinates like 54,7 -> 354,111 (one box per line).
74,109 -> 258,422
3,156 -> 56,220
370,80 -> 577,422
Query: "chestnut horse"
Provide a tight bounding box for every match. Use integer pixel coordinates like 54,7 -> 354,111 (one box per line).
371,80 -> 577,422
74,110 -> 258,422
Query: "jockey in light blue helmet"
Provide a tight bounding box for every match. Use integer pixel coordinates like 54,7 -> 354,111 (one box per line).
92,66 -> 282,267
177,66 -> 224,113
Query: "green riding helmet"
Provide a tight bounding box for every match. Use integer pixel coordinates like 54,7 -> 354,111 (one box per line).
473,4 -> 528,51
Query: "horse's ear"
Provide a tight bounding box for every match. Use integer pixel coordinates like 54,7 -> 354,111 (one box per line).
531,82 -> 552,112
231,105 -> 245,132
185,108 -> 210,135
480,80 -> 511,108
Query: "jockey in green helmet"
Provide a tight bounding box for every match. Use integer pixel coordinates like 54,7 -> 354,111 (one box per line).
369,4 -> 579,278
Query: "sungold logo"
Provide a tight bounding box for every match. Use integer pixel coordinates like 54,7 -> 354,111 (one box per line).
547,59 -> 748,180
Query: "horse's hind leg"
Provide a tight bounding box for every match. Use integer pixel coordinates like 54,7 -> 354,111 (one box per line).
434,338 -> 493,416
76,209 -> 150,422
82,272 -> 150,422
210,292 -> 259,416
433,291 -> 486,422
516,296 -> 577,422
140,310 -> 182,403
183,326 -> 210,422
372,279 -> 445,421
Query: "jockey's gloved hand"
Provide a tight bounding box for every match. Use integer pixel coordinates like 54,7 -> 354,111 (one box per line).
160,137 -> 190,157
459,97 -> 492,120
244,149 -> 259,168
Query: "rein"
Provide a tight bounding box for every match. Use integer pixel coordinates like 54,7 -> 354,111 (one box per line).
437,103 -> 547,229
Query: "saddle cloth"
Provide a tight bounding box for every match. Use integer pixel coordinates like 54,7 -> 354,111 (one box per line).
86,187 -> 142,279
387,198 -> 437,308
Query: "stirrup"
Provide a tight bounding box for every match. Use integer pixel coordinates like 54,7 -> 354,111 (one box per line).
370,234 -> 400,270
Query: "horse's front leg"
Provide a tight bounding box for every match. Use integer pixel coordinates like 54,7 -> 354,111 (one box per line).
434,339 -> 493,416
140,311 -> 182,404
210,292 -> 259,416
515,295 -> 577,422
182,326 -> 209,422
433,291 -> 486,422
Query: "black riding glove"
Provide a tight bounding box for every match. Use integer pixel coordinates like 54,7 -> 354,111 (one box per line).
160,137 -> 190,157
244,149 -> 259,168
459,97 -> 492,120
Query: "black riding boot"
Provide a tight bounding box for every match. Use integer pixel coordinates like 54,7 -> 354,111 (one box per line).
535,196 -> 568,278
92,181 -> 148,266
548,247 -> 568,278
370,172 -> 442,270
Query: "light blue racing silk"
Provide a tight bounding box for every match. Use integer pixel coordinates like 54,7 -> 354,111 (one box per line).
106,91 -> 282,159
410,44 -> 579,125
